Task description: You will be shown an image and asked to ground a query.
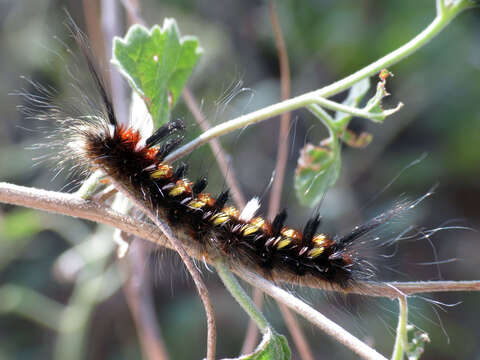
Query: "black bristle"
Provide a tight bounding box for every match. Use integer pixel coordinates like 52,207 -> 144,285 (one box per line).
192,177 -> 208,194
145,123 -> 171,148
215,190 -> 229,209
68,17 -> 117,127
302,215 -> 321,245
337,204 -> 406,246
156,136 -> 184,160
145,119 -> 185,148
271,209 -> 287,235
174,163 -> 189,179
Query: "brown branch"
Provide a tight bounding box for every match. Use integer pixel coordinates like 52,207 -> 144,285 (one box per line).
120,0 -> 146,26
242,2 -> 314,359
277,303 -> 314,360
114,2 -> 216,357
100,0 -> 129,126
108,178 -> 216,360
94,3 -> 181,358
240,287 -> 264,355
267,0 -> 292,221
123,239 -> 170,360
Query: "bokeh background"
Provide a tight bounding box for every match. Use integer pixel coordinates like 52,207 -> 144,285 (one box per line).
0,1 -> 479,359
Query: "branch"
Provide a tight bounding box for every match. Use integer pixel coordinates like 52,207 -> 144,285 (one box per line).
106,179 -> 216,360
215,259 -> 269,333
2,182 -> 480,299
163,2 -> 472,163
391,296 -> 408,360
239,268 -> 388,360
123,239 -> 170,360
183,88 -> 246,208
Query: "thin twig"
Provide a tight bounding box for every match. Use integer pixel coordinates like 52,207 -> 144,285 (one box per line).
107,178 -> 216,360
239,268 -> 388,360
163,4 -> 470,164
240,289 -> 264,355
269,3 -> 315,360
120,0 -> 146,26
123,239 -> 170,360
242,2 -> 315,359
183,88 -> 246,208
267,0 -> 291,221
277,303 -> 314,360
0,284 -> 63,330
82,0 -> 107,72
97,0 -> 179,360
215,259 -> 269,333
391,295 -> 408,360
100,0 -> 129,126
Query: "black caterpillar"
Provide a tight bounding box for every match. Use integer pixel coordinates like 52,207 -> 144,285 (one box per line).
43,25 -> 413,292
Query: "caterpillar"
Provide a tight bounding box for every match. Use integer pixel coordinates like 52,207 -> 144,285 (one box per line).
44,35 -> 419,294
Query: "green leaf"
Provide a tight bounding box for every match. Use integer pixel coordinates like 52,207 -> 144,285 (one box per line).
363,79 -> 392,123
294,141 -> 341,207
113,19 -> 202,126
340,128 -> 373,148
231,328 -> 291,360
405,325 -> 430,360
334,77 -> 370,127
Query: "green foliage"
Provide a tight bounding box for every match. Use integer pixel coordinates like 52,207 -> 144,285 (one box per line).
406,325 -> 430,360
334,77 -> 370,127
113,19 -> 202,126
363,80 -> 392,123
238,329 -> 290,360
294,74 -> 397,207
294,141 -> 341,206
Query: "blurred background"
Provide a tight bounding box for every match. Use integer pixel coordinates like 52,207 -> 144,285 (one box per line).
0,1 -> 479,359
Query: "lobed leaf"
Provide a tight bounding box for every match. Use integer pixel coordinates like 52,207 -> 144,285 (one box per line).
113,19 -> 202,126
229,328 -> 291,360
334,77 -> 370,127
294,141 -> 341,207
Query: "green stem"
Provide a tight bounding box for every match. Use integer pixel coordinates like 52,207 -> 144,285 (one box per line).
307,104 -> 335,130
391,296 -> 408,360
165,1 -> 472,163
215,259 -> 270,333
314,97 -> 403,122
307,104 -> 341,162
314,0 -> 472,99
75,170 -> 104,199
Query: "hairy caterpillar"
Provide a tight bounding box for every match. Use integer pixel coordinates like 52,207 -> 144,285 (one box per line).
40,29 -> 423,294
